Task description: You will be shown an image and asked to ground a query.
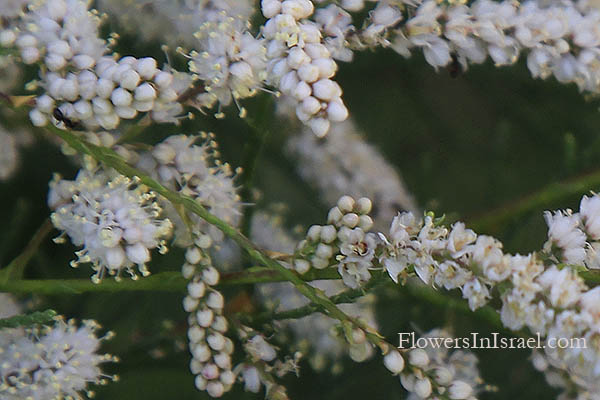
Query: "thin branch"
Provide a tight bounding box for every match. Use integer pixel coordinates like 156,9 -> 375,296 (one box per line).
245,271 -> 388,325
0,268 -> 340,295
0,219 -> 53,283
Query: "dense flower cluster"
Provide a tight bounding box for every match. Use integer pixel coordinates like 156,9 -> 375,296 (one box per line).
295,195 -> 376,288
182,239 -> 236,398
187,13 -> 266,116
4,0 -> 185,130
4,0 -> 600,398
262,0 -> 349,136
318,0 -> 600,95
543,194 -> 600,268
135,133 -> 242,246
48,165 -> 173,282
0,318 -> 116,400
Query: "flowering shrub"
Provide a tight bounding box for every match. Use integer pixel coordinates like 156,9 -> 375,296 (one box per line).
3,0 -> 600,399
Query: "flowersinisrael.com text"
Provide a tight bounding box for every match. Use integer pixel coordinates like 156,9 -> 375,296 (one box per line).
398,332 -> 587,350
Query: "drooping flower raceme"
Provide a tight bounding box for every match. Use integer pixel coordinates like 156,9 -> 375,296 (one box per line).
182,238 -> 236,399
48,164 -> 173,282
0,318 -> 116,400
336,0 -> 600,96
262,0 -> 349,136
6,0 -> 186,130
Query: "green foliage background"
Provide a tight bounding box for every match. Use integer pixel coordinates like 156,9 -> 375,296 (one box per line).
4,22 -> 600,399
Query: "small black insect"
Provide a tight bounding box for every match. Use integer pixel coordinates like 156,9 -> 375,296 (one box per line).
447,54 -> 463,78
53,107 -> 80,130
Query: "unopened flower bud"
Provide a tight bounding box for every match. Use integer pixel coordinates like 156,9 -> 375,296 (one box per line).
383,351 -> 405,374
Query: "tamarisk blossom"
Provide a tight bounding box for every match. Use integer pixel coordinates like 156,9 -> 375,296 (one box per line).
295,195 -> 377,288
307,0 -> 600,98
5,0 -> 186,130
186,13 -> 267,117
182,237 -> 236,398
135,133 -> 242,246
0,317 -> 117,400
48,164 -> 173,283
262,0 -> 349,136
543,210 -> 587,265
284,192 -> 600,396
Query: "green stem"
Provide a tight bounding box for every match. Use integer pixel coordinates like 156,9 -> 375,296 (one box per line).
246,271 -> 388,325
0,219 -> 53,283
0,268 -> 341,295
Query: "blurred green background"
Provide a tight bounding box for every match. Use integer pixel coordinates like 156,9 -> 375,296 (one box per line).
4,18 -> 600,399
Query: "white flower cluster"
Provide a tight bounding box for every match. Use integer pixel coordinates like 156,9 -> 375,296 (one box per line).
384,329 -> 484,400
262,0 -> 349,136
286,119 -> 419,228
48,165 -> 173,283
29,54 -> 184,130
136,133 -> 242,246
379,212 -> 496,311
543,194 -> 600,268
341,0 -> 600,94
296,195 -> 377,288
313,4 -> 355,62
187,13 -> 267,116
4,0 -> 184,130
0,318 -> 117,400
181,240 -> 236,398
